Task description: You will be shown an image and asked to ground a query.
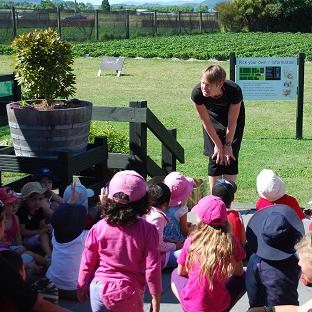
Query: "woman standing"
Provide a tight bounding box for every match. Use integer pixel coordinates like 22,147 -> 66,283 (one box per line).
191,65 -> 245,190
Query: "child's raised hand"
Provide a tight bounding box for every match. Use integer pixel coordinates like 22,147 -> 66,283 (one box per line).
99,186 -> 108,205
67,182 -> 82,204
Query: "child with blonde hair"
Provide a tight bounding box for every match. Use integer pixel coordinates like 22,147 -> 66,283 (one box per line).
171,195 -> 245,312
163,171 -> 194,243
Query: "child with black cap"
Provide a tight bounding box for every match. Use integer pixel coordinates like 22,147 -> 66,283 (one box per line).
212,179 -> 246,245
46,203 -> 88,301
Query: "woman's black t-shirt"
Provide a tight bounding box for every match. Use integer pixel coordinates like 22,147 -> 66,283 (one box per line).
191,80 -> 245,156
191,80 -> 245,129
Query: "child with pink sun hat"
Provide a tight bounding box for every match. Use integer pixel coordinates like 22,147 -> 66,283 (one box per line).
163,171 -> 194,243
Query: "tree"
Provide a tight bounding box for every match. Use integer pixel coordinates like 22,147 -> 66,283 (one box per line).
233,0 -> 312,32
215,1 -> 242,31
34,0 -> 56,10
234,0 -> 274,31
101,0 -> 110,12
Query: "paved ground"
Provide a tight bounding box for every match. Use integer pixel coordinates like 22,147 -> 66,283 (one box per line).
59,204 -> 312,311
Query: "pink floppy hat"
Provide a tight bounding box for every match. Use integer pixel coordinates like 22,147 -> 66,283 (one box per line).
108,170 -> 148,203
164,171 -> 194,207
192,195 -> 227,226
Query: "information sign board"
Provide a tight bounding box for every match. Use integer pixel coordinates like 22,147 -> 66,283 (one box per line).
97,57 -> 125,77
236,57 -> 297,100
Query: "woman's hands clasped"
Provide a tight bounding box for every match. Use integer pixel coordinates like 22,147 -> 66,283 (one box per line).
212,144 -> 236,166
212,144 -> 224,165
223,144 -> 236,166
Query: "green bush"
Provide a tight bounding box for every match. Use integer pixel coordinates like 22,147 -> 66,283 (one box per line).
89,121 -> 128,153
0,44 -> 13,55
12,28 -> 76,105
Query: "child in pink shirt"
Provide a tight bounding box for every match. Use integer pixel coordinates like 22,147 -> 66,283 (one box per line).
144,183 -> 183,269
77,170 -> 162,312
171,195 -> 245,312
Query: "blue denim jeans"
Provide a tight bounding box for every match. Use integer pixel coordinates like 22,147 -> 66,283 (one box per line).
90,280 -> 111,312
90,279 -> 144,312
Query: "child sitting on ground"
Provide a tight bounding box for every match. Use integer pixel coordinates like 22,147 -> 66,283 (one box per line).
0,201 -> 69,312
163,171 -> 194,243
0,249 -> 59,304
17,182 -> 52,258
246,204 -> 304,307
46,203 -> 89,301
212,179 -> 246,245
256,169 -> 305,220
77,170 -> 162,312
171,195 -> 245,312
33,168 -> 64,215
144,183 -> 183,269
248,233 -> 312,312
0,187 -> 49,274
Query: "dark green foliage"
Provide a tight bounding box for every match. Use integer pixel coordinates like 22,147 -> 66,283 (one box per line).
101,0 -> 110,12
12,28 -> 76,105
232,0 -> 312,32
215,2 -> 242,32
89,121 -> 128,153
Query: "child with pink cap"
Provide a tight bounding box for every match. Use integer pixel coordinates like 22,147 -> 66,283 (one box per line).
77,170 -> 162,312
163,171 -> 194,243
171,195 -> 245,312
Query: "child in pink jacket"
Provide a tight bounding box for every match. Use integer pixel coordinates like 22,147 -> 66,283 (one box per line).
144,183 -> 183,269
77,170 -> 162,312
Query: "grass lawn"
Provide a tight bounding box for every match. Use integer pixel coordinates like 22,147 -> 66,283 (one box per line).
1,55 -> 312,205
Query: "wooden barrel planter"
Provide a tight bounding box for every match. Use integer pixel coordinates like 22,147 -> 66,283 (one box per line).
6,100 -> 92,158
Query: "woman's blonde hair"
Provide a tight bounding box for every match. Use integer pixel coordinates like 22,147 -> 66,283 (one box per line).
202,65 -> 226,84
185,221 -> 235,288
296,233 -> 312,268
